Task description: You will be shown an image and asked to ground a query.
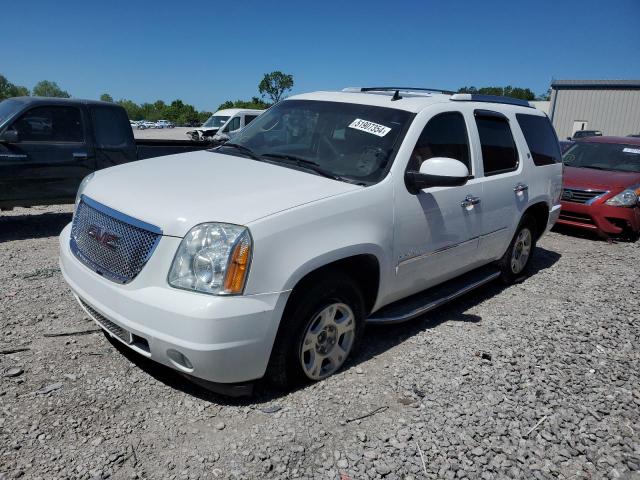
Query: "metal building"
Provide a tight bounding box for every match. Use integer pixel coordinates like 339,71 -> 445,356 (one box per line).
549,80 -> 640,139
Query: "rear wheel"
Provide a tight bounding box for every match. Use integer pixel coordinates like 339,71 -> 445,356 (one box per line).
267,272 -> 365,387
498,214 -> 537,284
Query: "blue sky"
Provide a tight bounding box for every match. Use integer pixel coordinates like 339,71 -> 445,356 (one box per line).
2,0 -> 639,111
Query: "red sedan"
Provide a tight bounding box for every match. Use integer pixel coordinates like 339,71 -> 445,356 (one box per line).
558,136 -> 640,241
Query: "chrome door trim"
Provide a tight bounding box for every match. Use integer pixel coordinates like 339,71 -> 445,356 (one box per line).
397,227 -> 508,267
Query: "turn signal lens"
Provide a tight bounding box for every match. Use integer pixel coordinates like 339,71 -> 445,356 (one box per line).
223,231 -> 252,294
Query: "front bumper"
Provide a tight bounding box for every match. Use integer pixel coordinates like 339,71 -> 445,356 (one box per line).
59,224 -> 289,384
557,201 -> 640,236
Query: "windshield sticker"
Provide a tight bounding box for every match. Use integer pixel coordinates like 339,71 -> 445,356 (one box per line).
623,147 -> 640,155
348,119 -> 391,137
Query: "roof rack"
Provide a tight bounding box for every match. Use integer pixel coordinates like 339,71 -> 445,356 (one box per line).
450,93 -> 533,108
361,87 -> 455,94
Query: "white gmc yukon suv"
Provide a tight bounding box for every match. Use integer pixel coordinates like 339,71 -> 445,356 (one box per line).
59,87 -> 563,395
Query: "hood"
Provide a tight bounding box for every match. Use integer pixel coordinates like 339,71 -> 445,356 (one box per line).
563,166 -> 640,190
83,150 -> 360,237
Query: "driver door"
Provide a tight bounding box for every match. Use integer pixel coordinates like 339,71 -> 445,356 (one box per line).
393,110 -> 484,300
0,105 -> 94,205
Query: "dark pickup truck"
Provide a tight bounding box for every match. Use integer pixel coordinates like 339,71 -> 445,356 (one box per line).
0,97 -> 213,210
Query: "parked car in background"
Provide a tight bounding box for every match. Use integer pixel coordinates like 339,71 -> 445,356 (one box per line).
60,88 -> 562,395
130,120 -> 146,130
156,120 -> 175,129
0,97 -> 215,210
187,109 -> 264,141
558,136 -> 640,240
141,120 -> 157,129
569,130 -> 602,140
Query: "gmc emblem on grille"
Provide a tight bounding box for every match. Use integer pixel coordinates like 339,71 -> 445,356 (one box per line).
87,224 -> 119,251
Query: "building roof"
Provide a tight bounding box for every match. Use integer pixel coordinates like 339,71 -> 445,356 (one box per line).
551,79 -> 640,89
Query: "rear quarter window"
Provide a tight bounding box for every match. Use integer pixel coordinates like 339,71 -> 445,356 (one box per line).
516,114 -> 561,166
91,107 -> 134,148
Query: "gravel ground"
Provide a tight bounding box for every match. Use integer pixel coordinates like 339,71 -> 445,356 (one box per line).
1,205 -> 639,480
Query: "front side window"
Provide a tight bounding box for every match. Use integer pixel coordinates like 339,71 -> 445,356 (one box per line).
91,107 -> 133,148
11,106 -> 83,143
225,116 -> 241,132
224,99 -> 412,184
409,111 -> 471,172
516,113 -> 561,166
475,112 -> 518,176
563,142 -> 640,173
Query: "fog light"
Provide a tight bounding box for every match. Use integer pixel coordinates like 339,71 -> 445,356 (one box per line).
166,349 -> 193,371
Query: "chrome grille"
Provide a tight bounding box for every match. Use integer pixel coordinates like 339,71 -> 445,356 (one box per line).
561,187 -> 607,204
70,196 -> 161,284
79,298 -> 131,343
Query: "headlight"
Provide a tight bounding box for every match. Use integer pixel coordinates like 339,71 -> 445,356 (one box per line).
168,223 -> 252,295
74,173 -> 95,213
605,188 -> 639,207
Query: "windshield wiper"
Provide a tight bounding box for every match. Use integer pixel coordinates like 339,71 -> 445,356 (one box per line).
217,143 -> 261,160
260,152 -> 349,181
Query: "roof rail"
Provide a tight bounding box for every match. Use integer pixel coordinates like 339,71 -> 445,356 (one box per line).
450,93 -> 533,108
342,87 -> 455,95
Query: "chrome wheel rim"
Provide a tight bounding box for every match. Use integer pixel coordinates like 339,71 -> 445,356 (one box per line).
511,228 -> 532,274
300,303 -> 356,380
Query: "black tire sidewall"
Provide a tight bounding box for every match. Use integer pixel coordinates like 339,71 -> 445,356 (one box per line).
273,273 -> 365,386
500,215 -> 537,284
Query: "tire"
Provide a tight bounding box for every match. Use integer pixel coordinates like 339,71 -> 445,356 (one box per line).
498,214 -> 537,284
267,272 -> 365,387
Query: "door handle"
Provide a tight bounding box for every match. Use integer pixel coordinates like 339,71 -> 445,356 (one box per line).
73,152 -> 88,160
461,195 -> 481,209
513,183 -> 529,194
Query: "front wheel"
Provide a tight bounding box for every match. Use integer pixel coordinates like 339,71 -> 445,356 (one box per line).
498,214 -> 537,284
267,272 -> 365,387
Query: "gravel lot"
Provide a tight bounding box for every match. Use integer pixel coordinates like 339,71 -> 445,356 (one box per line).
1,205 -> 639,480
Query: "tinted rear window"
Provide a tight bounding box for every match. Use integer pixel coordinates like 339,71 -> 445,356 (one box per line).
91,107 -> 133,148
516,114 -> 561,166
475,112 -> 518,176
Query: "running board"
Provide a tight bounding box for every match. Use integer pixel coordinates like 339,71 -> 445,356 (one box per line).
367,265 -> 501,325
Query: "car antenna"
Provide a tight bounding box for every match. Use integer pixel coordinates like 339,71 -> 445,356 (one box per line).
391,90 -> 402,101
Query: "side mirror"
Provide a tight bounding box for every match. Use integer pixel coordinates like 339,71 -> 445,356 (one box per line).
0,129 -> 19,143
405,157 -> 470,193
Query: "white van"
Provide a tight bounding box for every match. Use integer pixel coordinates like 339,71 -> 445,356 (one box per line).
187,109 -> 264,141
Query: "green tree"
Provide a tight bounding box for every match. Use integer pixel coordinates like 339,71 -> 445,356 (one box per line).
32,80 -> 70,98
258,71 -> 293,103
217,96 -> 271,110
116,99 -> 143,120
457,85 -> 535,101
0,74 -> 29,100
100,93 -> 113,102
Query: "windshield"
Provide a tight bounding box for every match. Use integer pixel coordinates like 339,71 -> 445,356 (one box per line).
202,115 -> 230,128
221,100 -> 412,184
0,99 -> 23,125
563,142 -> 640,173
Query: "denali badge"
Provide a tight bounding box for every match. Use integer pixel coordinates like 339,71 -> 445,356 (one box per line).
87,224 -> 119,251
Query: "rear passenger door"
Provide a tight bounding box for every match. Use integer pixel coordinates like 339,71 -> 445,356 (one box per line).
472,110 -> 527,262
0,105 -> 94,204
